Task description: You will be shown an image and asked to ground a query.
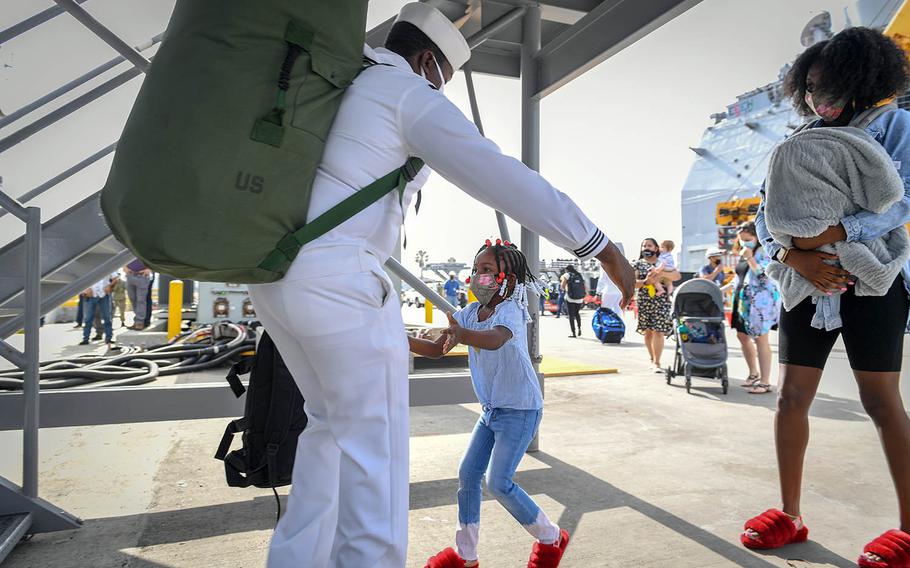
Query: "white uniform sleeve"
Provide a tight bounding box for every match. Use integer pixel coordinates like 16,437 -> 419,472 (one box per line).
399,88 -> 608,261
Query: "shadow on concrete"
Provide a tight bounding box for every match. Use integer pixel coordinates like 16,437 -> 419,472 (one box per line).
10,452 -> 857,568
667,376 -> 870,423
410,451 -> 854,568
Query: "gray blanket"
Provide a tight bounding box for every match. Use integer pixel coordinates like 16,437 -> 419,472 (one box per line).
764,126 -> 909,329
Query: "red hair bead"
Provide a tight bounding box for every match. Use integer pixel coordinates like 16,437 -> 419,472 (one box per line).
465,276 -> 471,283
495,239 -> 502,245
484,239 -> 492,246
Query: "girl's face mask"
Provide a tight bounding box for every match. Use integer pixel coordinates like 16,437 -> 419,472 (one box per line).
469,273 -> 499,305
805,91 -> 846,122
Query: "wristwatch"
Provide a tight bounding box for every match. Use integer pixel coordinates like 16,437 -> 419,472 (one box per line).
776,247 -> 791,264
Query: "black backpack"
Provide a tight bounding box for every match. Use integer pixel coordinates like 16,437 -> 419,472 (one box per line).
215,331 -> 307,500
567,272 -> 586,300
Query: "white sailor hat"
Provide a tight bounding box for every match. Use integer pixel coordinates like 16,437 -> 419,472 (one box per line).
395,2 -> 471,70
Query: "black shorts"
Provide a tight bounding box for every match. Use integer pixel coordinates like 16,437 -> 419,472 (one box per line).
779,277 -> 909,372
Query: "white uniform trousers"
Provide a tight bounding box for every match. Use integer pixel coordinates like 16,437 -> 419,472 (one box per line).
249,245 -> 409,568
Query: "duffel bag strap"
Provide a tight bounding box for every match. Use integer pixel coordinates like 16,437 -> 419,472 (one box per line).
259,157 -> 425,273
251,20 -> 315,148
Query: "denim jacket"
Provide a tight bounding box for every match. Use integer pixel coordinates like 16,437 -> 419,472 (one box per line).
755,107 -> 910,298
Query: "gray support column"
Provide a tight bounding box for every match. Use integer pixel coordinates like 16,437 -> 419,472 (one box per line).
22,207 -> 41,498
521,7 -> 542,452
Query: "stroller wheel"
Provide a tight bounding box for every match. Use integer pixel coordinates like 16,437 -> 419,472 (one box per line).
685,368 -> 692,394
665,369 -> 672,385
722,379 -> 729,394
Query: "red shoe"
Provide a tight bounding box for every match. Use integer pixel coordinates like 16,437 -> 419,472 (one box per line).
859,529 -> 910,568
425,547 -> 474,568
740,509 -> 808,550
528,529 -> 570,567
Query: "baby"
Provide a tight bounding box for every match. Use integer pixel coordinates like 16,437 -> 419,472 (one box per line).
650,240 -> 677,296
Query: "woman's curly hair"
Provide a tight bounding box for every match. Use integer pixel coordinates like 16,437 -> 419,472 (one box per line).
784,26 -> 909,117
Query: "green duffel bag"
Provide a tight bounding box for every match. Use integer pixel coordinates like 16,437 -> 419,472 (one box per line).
101,0 -> 421,283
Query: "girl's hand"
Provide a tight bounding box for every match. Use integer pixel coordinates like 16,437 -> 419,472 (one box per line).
442,313 -> 464,353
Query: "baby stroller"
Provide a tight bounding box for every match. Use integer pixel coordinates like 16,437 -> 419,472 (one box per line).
665,279 -> 729,394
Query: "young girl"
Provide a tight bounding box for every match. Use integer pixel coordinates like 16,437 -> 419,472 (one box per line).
409,239 -> 569,568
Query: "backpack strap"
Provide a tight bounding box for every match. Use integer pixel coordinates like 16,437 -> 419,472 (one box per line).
225,360 -> 251,397
214,417 -> 247,461
223,451 -> 252,488
850,101 -> 898,130
262,350 -> 300,489
258,156 -> 425,273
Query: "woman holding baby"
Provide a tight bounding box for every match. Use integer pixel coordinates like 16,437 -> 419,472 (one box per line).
742,27 -> 910,568
632,238 -> 680,373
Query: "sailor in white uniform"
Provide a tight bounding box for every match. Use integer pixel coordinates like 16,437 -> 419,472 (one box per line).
249,4 -> 635,567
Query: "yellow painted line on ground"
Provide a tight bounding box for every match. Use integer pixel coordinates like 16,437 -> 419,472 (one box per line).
540,355 -> 618,378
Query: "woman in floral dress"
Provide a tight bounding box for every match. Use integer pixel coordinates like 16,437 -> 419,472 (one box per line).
632,238 -> 680,373
732,222 -> 780,394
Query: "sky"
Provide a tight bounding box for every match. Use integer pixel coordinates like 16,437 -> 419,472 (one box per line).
0,0 -> 891,274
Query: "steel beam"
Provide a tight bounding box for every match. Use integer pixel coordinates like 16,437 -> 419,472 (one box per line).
0,373 -> 475,430
0,67 -> 141,153
0,33 -> 162,130
0,0 -> 90,45
0,477 -> 81,533
536,0 -> 702,98
21,208 -> 41,498
0,143 -> 117,220
0,339 -> 24,369
467,8 -> 526,49
384,257 -> 455,313
463,64 -> 512,242
53,0 -> 150,72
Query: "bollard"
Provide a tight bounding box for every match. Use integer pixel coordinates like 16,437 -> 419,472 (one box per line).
167,279 -> 183,340
425,298 -> 433,323
468,289 -> 477,303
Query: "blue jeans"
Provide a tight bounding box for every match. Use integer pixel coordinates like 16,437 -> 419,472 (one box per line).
455,407 -> 557,559
83,296 -> 112,342
446,294 -> 458,308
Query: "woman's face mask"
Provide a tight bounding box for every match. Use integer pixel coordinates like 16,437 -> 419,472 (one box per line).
641,249 -> 656,258
739,239 -> 757,250
805,91 -> 846,122
469,272 -> 499,305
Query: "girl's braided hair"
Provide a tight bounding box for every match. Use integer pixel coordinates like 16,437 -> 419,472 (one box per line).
474,239 -> 534,285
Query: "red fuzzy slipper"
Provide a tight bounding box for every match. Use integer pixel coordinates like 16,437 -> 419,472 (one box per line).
528,529 -> 570,568
859,530 -> 910,568
424,547 -> 474,568
740,509 -> 808,550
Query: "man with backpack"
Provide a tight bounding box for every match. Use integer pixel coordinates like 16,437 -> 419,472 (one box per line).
564,265 -> 587,338
246,6 -> 634,566
105,2 -> 634,565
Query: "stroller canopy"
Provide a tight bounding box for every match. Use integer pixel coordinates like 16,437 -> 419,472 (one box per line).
672,278 -> 724,318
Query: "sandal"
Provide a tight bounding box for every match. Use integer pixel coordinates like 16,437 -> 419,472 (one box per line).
528,529 -> 570,568
741,509 -> 808,550
748,383 -> 773,395
859,529 -> 910,567
741,374 -> 761,388
425,548 -> 475,568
